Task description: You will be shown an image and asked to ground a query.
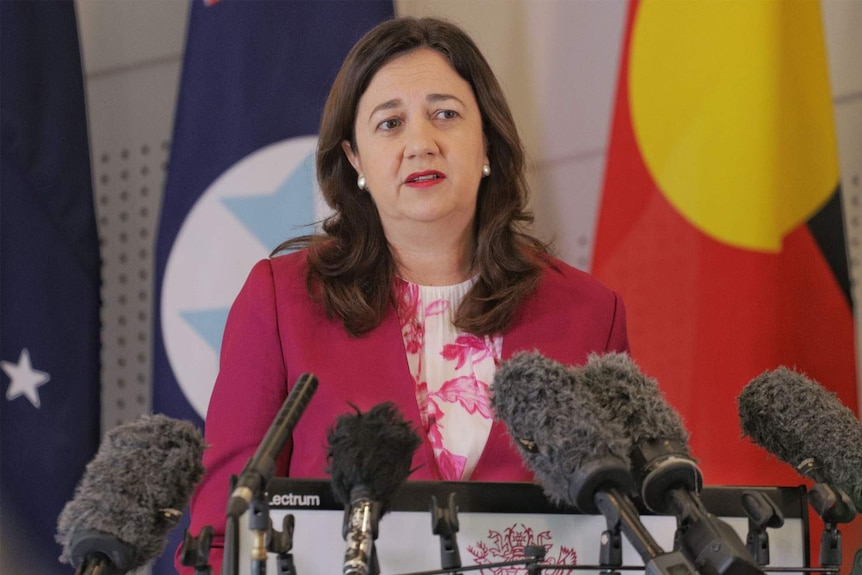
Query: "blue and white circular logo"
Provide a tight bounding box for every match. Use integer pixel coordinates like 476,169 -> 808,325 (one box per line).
161,136 -> 329,417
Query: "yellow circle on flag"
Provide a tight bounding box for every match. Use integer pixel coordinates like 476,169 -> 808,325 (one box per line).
629,0 -> 838,252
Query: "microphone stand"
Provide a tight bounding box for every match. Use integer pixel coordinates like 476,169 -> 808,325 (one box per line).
807,483 -> 856,569
223,475 -> 240,575
240,487 -> 299,575
524,545 -> 546,575
633,439 -> 764,575
664,488 -> 765,575
568,457 -> 697,575
224,513 -> 239,575
268,514 -> 297,575
430,493 -> 461,572
741,490 -> 784,566
180,526 -> 214,575
596,501 -> 623,575
249,492 -> 270,575
593,488 -> 697,575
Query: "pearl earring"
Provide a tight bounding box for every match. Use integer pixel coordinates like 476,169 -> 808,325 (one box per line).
357,175 -> 366,190
482,164 -> 491,177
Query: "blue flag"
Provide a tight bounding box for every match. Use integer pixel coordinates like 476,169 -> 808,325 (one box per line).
153,1 -> 393,572
0,2 -> 101,574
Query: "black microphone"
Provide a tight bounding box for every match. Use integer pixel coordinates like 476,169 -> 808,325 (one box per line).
56,414 -> 206,575
326,402 -> 421,575
578,352 -> 764,575
227,373 -> 318,519
738,366 -> 862,513
492,352 -> 697,575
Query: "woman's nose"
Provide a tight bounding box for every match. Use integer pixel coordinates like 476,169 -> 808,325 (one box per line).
404,119 -> 439,158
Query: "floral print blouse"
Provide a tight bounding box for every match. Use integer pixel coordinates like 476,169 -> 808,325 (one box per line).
393,276 -> 503,481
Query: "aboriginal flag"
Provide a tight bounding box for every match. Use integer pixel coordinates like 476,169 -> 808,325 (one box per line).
593,0 -> 860,560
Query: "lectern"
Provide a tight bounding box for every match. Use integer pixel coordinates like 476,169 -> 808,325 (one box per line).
230,480 -> 808,575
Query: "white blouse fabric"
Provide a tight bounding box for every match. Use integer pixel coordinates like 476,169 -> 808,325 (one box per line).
393,276 -> 503,481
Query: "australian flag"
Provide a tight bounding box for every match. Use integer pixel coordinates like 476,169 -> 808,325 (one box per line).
0,2 -> 101,575
153,1 -> 393,573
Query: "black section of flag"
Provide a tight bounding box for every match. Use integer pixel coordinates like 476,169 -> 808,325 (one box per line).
807,185 -> 853,308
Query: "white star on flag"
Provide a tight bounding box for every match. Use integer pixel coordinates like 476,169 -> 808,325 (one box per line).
1,348 -> 51,408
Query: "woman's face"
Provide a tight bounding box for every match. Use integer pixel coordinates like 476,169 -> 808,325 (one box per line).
343,48 -> 488,241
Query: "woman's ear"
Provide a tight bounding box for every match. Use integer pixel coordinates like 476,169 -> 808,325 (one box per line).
341,140 -> 362,174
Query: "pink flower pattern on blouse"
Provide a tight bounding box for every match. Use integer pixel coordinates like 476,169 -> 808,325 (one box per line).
394,277 -> 502,480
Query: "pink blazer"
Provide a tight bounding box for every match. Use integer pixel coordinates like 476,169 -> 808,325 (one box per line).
177,250 -> 628,574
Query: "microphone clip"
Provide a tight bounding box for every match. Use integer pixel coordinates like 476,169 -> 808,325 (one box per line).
740,490 -> 784,566
180,526 -> 214,575
247,491 -> 299,575
808,483 -> 856,569
269,514 -> 298,575
430,492 -> 461,571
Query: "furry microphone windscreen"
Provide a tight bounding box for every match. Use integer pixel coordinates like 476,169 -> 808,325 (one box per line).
326,402 -> 421,511
56,414 -> 206,570
738,366 -> 862,496
579,352 -> 691,451
491,351 -> 632,506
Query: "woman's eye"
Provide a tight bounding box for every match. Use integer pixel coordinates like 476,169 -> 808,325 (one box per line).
378,118 -> 401,131
436,110 -> 459,120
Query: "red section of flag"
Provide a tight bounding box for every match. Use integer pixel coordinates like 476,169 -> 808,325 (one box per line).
594,0 -> 860,561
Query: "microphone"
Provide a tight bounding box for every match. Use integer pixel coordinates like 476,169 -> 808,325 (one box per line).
492,352 -> 697,575
326,402 -> 421,575
56,414 -> 206,575
227,373 -> 318,518
738,366 -> 862,514
577,352 -> 763,575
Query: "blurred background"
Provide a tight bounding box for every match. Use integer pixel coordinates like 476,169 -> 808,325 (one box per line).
76,0 -> 862,430
2,0 -> 860,574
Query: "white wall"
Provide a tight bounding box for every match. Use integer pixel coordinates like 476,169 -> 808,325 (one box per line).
77,0 -> 187,429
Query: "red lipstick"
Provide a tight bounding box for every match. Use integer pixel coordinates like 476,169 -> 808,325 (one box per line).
404,170 -> 445,188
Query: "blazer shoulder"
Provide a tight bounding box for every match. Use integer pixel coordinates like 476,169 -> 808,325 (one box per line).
539,255 -> 621,305
262,249 -> 310,292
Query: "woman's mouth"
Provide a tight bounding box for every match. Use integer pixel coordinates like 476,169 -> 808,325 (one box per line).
405,171 -> 445,187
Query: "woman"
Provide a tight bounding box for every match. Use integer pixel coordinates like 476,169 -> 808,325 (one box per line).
178,16 -> 628,574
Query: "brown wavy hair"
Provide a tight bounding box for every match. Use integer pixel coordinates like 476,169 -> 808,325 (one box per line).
274,17 -> 549,337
